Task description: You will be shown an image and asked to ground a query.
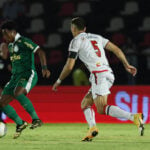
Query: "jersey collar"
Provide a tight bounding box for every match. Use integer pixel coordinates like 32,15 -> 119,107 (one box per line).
14,33 -> 21,43
75,32 -> 86,39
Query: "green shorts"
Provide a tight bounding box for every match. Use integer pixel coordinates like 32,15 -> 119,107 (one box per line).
2,70 -> 38,96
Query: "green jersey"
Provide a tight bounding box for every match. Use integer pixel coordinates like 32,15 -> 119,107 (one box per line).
8,33 -> 39,74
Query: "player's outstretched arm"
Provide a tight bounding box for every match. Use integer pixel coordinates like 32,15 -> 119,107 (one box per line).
36,48 -> 50,78
105,41 -> 137,76
52,58 -> 76,91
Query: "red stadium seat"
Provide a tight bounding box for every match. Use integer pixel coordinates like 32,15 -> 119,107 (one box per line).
59,2 -> 75,16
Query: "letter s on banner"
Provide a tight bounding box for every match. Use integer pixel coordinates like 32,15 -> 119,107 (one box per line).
143,96 -> 149,123
115,91 -> 131,121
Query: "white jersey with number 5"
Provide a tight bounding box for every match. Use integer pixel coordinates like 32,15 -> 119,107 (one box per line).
68,32 -> 112,73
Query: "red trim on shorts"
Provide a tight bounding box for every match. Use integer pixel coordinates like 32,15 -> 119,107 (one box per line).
92,70 -> 108,84
92,70 -> 108,74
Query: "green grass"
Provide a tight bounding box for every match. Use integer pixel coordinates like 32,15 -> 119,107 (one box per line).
0,123 -> 150,150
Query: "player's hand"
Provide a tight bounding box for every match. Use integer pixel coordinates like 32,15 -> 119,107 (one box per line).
52,82 -> 60,91
125,65 -> 137,76
42,69 -> 51,78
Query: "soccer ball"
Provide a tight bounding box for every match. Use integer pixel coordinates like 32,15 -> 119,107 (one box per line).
0,122 -> 7,138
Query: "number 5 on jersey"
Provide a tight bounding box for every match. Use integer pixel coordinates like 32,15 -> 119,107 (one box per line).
91,40 -> 101,57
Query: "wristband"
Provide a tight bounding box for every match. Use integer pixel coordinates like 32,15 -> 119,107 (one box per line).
56,78 -> 61,84
42,65 -> 47,70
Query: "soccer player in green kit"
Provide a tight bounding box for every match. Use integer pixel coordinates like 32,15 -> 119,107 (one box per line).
0,20 -> 50,139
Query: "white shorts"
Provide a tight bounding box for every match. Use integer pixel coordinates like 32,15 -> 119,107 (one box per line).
88,70 -> 115,99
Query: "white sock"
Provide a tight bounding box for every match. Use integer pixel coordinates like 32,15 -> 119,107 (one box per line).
105,105 -> 134,121
83,107 -> 96,128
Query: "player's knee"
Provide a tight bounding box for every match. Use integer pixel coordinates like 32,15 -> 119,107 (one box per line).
81,100 -> 85,110
14,90 -> 24,98
81,99 -> 92,110
14,92 -> 20,98
96,106 -> 105,114
14,87 -> 27,98
97,108 -> 104,114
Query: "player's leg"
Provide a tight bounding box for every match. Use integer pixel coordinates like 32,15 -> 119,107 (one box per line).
94,77 -> 144,136
81,91 -> 96,128
94,72 -> 144,136
81,91 -> 98,141
0,95 -> 22,124
14,87 -> 42,127
1,76 -> 30,138
1,80 -> 24,125
94,95 -> 144,135
94,94 -> 135,120
14,71 -> 42,129
0,94 -> 28,138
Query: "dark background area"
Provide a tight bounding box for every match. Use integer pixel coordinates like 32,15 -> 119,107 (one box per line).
0,0 -> 150,85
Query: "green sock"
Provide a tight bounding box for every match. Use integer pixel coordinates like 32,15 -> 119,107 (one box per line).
16,94 -> 39,120
1,105 -> 23,125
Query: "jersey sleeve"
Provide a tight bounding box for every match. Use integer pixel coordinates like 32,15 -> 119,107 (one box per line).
100,36 -> 109,48
68,38 -> 81,53
23,38 -> 40,53
68,38 -> 81,59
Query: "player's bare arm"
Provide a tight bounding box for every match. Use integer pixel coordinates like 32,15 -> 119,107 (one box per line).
52,58 -> 76,91
36,48 -> 50,78
105,41 -> 137,76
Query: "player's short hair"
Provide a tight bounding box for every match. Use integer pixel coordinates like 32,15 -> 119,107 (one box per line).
71,17 -> 86,30
1,20 -> 17,31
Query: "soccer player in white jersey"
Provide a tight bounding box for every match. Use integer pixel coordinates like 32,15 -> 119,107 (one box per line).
52,17 -> 144,141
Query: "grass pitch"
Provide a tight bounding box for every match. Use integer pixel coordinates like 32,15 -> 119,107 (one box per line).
0,123 -> 150,150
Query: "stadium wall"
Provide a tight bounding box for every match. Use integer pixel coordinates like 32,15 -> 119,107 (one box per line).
5,86 -> 150,124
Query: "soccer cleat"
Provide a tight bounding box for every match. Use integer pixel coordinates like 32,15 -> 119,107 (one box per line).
30,119 -> 43,129
133,113 -> 144,136
82,126 -> 98,142
13,121 -> 28,139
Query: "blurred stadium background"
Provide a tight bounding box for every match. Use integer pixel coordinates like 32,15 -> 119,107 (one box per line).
0,0 -> 150,123
0,1 -> 150,150
1,0 -> 150,85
